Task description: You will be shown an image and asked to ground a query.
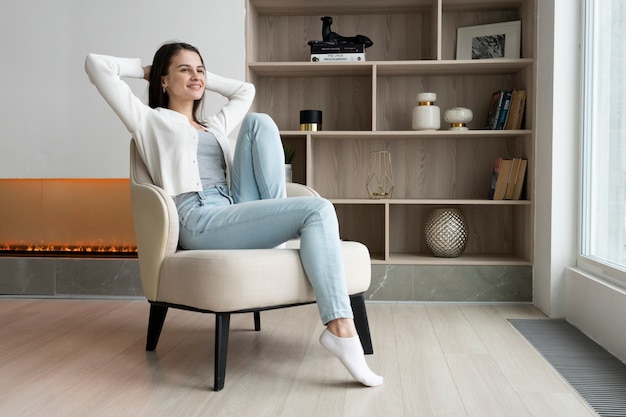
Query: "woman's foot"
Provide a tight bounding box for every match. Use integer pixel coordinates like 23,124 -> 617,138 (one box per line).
319,328 -> 383,387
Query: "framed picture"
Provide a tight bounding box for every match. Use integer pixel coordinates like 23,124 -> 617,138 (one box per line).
456,20 -> 521,60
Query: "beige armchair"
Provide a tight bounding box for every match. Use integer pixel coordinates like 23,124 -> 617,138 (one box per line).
129,140 -> 374,391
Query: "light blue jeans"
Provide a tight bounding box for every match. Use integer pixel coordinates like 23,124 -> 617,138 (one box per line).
177,113 -> 353,324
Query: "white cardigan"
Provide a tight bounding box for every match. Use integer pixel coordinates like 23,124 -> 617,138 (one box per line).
84,53 -> 255,196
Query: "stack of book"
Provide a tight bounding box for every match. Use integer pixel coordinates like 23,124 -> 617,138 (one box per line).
484,89 -> 527,130
488,157 -> 528,200
310,44 -> 366,62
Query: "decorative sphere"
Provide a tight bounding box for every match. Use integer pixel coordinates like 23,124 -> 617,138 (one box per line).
424,208 -> 469,258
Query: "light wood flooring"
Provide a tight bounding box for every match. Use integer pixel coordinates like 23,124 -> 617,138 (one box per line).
0,299 -> 599,417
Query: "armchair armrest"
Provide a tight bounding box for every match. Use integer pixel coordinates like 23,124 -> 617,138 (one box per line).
130,141 -> 179,300
286,182 -> 320,198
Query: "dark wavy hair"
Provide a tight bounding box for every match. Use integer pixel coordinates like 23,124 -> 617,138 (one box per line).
148,42 -> 205,121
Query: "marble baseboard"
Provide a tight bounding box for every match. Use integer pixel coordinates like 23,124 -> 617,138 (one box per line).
366,264 -> 532,302
0,257 -> 143,297
0,257 -> 531,303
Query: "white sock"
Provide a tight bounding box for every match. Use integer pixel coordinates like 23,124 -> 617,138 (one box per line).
319,329 -> 383,387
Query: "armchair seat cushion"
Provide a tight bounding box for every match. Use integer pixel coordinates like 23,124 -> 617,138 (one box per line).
157,241 -> 371,312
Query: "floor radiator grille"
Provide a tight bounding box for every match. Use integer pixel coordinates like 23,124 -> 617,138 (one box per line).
510,319 -> 626,417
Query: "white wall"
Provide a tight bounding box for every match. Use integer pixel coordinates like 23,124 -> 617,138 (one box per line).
567,268 -> 626,362
533,0 -> 580,318
0,0 -> 245,178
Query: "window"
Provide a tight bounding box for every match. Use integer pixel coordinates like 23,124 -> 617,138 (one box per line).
580,0 -> 626,285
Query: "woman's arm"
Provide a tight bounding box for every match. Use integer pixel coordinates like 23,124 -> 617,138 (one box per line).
84,53 -> 149,134
143,65 -> 152,82
204,72 -> 255,136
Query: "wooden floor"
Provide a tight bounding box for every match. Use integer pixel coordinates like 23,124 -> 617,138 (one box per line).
0,299 -> 599,417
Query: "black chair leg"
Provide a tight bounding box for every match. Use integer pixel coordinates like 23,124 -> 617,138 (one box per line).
146,303 -> 168,351
214,313 -> 231,391
350,293 -> 373,354
253,311 -> 261,331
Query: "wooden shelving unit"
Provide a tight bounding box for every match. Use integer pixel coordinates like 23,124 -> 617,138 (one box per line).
246,0 -> 536,266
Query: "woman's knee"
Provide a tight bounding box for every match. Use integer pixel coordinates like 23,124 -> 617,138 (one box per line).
242,112 -> 278,131
309,197 -> 338,223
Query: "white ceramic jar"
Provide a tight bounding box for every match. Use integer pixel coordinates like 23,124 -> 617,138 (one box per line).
412,92 -> 440,131
443,107 -> 473,130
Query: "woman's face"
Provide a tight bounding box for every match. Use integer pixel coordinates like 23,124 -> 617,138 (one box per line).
161,49 -> 205,103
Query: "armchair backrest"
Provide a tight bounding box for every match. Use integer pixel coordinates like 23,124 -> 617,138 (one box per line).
129,140 -> 179,301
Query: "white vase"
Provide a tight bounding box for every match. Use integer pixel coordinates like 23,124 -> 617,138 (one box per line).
285,164 -> 293,182
412,92 -> 440,131
444,107 -> 473,130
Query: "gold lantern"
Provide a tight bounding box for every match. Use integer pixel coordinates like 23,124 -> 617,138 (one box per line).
366,151 -> 395,199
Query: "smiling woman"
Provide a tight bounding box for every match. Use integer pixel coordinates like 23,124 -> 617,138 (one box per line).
145,43 -> 207,130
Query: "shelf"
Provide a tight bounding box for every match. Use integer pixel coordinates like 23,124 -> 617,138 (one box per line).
331,198 -> 531,206
248,62 -> 373,78
250,0 -> 527,16
248,0 -> 536,268
249,59 -> 534,78
249,0 -> 435,15
371,253 -> 532,266
280,130 -> 533,139
376,59 -> 534,76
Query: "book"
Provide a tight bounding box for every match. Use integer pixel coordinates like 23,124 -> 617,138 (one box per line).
511,159 -> 528,200
505,90 -> 521,129
488,157 -> 503,199
492,158 -> 513,200
517,90 -> 527,129
495,90 -> 513,130
512,90 -> 527,129
505,158 -> 522,199
311,53 -> 365,62
505,89 -> 527,130
484,90 -> 504,129
310,44 -> 365,54
310,43 -> 366,62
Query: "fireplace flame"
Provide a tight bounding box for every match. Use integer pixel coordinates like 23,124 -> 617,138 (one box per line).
1,243 -> 137,257
1,244 -> 137,253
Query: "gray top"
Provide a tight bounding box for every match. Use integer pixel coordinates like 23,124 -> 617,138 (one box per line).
197,129 -> 227,190
173,129 -> 228,207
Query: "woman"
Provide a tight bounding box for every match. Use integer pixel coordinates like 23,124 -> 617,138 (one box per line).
85,42 -> 382,387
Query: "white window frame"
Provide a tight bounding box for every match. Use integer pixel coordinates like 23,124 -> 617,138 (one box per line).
579,0 -> 626,289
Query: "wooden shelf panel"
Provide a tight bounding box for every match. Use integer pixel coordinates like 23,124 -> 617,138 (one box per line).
372,253 -> 531,265
280,130 -> 532,138
249,59 -> 533,78
250,0 -> 527,16
442,1 -> 529,13
378,59 -> 533,76
249,62 -> 373,78
249,0 -> 435,15
331,198 -> 531,205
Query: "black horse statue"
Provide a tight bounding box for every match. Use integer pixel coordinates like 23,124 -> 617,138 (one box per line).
308,16 -> 373,48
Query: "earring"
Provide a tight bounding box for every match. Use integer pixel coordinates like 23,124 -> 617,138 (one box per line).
162,86 -> 166,94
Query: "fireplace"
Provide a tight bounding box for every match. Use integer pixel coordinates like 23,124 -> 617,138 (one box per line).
0,179 -> 142,296
0,178 -> 137,257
